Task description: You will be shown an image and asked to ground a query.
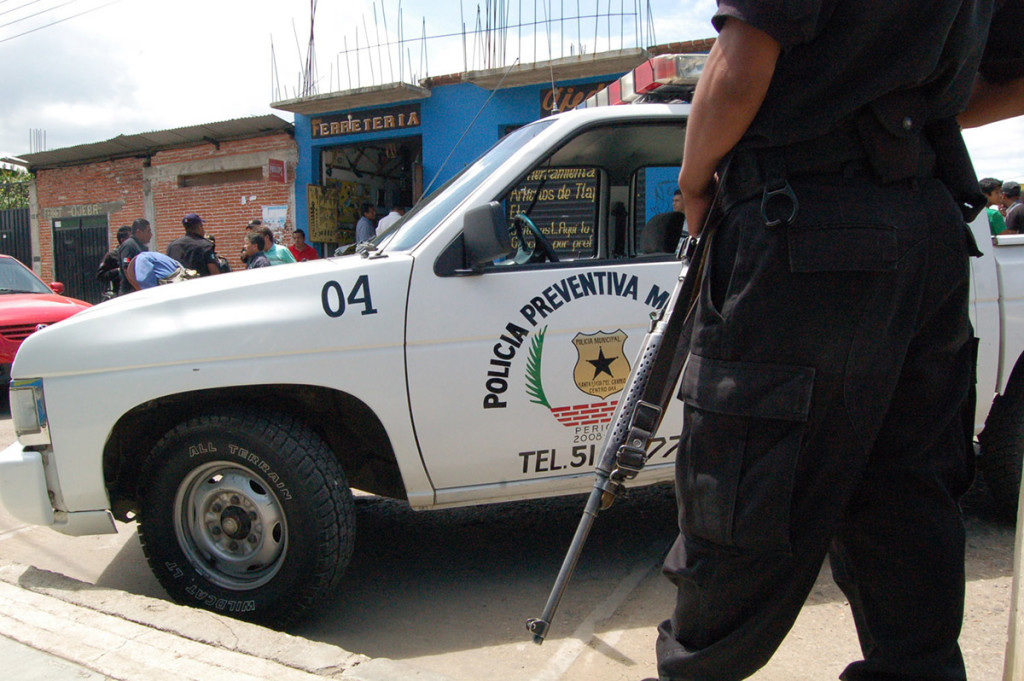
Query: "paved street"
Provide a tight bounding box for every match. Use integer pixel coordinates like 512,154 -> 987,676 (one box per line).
0,404 -> 1017,680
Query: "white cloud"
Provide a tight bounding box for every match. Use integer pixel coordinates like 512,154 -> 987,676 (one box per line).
964,121 -> 1024,183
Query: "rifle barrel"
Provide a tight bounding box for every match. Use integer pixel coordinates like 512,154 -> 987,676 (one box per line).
526,481 -> 606,644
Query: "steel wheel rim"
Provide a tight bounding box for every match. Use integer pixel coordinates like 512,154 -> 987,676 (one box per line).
173,461 -> 288,590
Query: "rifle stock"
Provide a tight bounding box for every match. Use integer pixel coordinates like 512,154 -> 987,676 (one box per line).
527,233 -> 707,644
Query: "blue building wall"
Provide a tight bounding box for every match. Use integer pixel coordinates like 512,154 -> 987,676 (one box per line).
291,73 -> 617,238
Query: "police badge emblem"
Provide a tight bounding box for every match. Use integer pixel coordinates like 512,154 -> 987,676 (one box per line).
571,330 -> 629,399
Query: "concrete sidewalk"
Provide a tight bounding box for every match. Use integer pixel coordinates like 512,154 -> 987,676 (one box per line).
0,560 -> 453,681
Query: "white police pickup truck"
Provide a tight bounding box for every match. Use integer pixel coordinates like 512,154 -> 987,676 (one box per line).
1,81 -> 1022,627
0,102 -> 698,625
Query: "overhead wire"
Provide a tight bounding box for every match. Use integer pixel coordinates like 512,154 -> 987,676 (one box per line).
0,0 -> 46,20
0,0 -> 122,44
0,0 -> 90,30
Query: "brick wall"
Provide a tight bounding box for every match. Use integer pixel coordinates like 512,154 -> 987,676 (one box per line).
148,134 -> 297,271
32,132 -> 297,282
34,158 -> 146,282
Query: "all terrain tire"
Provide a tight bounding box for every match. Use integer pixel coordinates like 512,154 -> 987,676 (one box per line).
137,410 -> 355,626
979,392 -> 1024,521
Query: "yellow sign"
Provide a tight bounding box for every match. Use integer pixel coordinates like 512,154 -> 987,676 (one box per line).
334,181 -> 368,225
307,185 -> 341,243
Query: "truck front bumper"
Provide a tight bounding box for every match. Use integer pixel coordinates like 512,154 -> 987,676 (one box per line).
0,442 -> 116,535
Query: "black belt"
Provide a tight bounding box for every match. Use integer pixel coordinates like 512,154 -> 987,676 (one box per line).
718,121 -> 937,226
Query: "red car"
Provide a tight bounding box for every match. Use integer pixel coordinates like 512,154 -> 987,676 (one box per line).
0,255 -> 91,383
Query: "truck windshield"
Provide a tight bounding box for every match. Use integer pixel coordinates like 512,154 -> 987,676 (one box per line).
385,120 -> 556,251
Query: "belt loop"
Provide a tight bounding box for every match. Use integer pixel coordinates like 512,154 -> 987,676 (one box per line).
759,152 -> 799,227
761,181 -> 800,228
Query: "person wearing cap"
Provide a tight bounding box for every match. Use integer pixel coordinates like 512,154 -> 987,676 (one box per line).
980,177 -> 1008,236
167,213 -> 220,276
1002,180 -> 1023,234
289,228 -> 319,261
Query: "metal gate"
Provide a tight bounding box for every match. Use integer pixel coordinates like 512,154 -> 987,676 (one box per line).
52,216 -> 108,304
0,208 -> 32,267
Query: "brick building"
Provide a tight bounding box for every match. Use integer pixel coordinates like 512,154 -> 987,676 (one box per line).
19,115 -> 296,303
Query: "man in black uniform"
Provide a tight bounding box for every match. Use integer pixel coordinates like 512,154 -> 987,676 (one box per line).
117,218 -> 152,295
167,213 -> 220,277
658,2 -> 1024,680
97,225 -> 132,299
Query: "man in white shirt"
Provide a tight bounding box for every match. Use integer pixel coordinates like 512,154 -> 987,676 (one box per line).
375,204 -> 406,234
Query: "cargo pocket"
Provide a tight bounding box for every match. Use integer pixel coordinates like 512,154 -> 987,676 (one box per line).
678,354 -> 815,554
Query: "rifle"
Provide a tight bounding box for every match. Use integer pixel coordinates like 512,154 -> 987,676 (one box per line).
527,228 -> 711,644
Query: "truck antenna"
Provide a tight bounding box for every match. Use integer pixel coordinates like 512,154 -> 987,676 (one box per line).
421,57 -> 521,198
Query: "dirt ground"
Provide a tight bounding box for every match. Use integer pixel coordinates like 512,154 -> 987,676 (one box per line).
0,392 -> 1017,681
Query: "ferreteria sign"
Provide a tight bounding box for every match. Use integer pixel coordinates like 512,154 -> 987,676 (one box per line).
311,104 -> 421,139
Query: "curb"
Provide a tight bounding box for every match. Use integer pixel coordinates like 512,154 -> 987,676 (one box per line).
0,560 -> 454,681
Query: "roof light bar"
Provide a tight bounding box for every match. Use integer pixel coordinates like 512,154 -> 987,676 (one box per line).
579,53 -> 708,108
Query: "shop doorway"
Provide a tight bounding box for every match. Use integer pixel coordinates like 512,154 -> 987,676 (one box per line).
319,136 -> 422,249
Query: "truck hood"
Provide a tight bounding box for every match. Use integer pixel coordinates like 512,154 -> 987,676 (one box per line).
12,255 -> 413,378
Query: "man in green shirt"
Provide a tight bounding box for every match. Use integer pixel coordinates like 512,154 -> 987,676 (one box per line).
257,225 -> 297,265
981,177 -> 1007,235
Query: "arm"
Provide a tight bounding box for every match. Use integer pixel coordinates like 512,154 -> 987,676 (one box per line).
279,245 -> 297,263
679,18 -> 781,235
958,76 -> 1024,129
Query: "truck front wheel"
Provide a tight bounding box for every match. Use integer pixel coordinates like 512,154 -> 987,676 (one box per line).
137,410 -> 355,626
979,391 -> 1024,521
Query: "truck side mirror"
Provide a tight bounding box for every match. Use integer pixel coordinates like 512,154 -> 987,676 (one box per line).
463,202 -> 513,269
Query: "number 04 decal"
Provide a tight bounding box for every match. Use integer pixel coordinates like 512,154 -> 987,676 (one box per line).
321,275 -> 378,318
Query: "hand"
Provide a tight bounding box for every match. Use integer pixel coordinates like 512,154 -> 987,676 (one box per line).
679,172 -> 717,236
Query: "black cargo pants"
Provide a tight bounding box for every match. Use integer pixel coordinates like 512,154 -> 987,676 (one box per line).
656,173 -> 976,681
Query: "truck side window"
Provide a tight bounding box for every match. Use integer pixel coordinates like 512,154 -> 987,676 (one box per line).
503,166 -> 600,262
485,121 -> 686,268
633,165 -> 686,256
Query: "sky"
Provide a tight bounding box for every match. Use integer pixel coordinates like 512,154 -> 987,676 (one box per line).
0,0 -> 1021,181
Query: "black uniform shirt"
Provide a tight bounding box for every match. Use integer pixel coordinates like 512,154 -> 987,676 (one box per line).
713,0 -> 1024,150
117,235 -> 148,294
167,233 -> 217,275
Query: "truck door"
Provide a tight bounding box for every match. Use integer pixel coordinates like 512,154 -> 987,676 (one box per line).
405,120 -> 688,503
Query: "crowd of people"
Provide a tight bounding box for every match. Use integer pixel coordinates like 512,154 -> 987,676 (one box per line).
96,213 -> 322,298
980,177 -> 1024,235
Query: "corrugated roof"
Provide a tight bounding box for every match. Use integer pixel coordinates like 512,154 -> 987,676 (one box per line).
18,114 -> 294,171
